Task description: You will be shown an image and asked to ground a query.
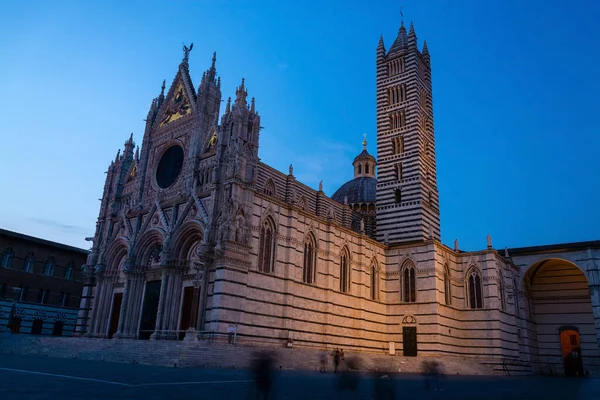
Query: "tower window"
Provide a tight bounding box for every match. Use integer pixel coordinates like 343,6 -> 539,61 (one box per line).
396,164 -> 403,181
467,269 -> 484,309
402,261 -> 416,302
365,164 -> 369,174
428,191 -> 432,206
358,164 -> 362,174
394,189 -> 401,204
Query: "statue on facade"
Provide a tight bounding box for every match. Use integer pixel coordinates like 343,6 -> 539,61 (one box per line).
182,42 -> 193,62
289,164 -> 293,175
319,180 -> 323,192
487,234 -> 492,249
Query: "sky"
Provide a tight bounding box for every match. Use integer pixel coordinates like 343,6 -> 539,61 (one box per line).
0,0 -> 598,251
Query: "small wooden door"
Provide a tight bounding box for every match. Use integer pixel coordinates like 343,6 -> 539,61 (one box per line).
403,326 -> 418,357
108,293 -> 123,339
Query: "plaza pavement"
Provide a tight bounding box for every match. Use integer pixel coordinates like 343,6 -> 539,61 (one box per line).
0,353 -> 598,399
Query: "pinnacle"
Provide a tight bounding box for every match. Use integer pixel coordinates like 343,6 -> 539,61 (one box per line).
408,21 -> 415,36
422,40 -> 429,55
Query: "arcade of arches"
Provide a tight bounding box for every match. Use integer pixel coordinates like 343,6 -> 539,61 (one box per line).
86,224 -> 207,342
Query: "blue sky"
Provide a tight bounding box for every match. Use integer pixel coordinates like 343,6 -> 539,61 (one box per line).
0,0 -> 598,251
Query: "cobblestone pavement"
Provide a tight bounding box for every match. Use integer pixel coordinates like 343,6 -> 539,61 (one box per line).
0,354 -> 598,400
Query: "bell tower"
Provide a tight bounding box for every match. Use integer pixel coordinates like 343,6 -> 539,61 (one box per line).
375,21 -> 440,244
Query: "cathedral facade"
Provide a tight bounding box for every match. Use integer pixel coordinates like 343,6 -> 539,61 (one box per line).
81,21 -> 600,375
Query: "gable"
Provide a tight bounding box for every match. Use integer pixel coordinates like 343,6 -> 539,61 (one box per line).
159,82 -> 192,127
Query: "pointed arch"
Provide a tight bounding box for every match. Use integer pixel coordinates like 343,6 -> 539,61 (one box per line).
258,216 -> 276,273
105,238 -> 130,274
339,246 -> 351,293
302,232 -> 317,284
1,247 -> 14,268
370,258 -> 380,301
401,260 -> 416,302
466,266 -> 483,309
443,264 -> 452,305
133,228 -> 164,268
263,178 -> 276,197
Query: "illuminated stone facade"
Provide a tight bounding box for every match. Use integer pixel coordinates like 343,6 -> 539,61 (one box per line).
81,22 -> 600,375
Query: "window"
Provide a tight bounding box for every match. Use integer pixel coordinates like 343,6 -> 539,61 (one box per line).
1,247 -> 14,268
389,110 -> 406,130
19,286 -> 28,302
401,261 -> 416,302
513,278 -> 520,316
59,291 -> 70,307
38,289 -> 50,304
52,321 -> 64,336
339,247 -> 350,293
358,164 -> 362,174
0,282 -> 6,298
23,252 -> 35,272
370,261 -> 379,301
365,164 -> 369,174
444,265 -> 452,305
395,164 -> 403,181
44,257 -> 55,276
31,319 -> 44,335
499,273 -> 506,311
302,234 -> 316,284
64,262 -> 74,279
395,189 -> 402,204
263,179 -> 276,197
467,268 -> 483,309
258,218 -> 275,273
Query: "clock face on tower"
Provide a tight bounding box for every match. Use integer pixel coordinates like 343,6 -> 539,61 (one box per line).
156,145 -> 184,189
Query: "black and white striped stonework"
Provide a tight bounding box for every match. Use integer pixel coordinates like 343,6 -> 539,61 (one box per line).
375,30 -> 440,245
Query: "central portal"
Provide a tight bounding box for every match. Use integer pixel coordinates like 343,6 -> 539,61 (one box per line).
139,280 -> 161,340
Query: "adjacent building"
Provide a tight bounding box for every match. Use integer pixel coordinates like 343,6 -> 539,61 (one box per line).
0,228 -> 88,336
78,20 -> 600,376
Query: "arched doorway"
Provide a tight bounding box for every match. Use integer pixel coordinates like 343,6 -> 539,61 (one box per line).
524,258 -> 597,375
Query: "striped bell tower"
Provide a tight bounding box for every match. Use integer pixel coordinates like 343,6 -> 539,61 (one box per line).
375,21 -> 440,244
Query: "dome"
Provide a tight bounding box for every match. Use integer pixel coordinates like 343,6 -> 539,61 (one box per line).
331,176 -> 377,205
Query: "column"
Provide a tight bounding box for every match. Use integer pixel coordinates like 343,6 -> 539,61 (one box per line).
87,277 -> 106,337
150,271 -> 168,340
75,276 -> 94,336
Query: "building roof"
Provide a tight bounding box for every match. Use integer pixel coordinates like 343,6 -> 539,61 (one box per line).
505,240 -> 600,256
0,228 -> 89,255
331,176 -> 377,205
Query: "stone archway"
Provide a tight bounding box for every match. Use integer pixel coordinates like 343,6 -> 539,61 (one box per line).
524,258 -> 599,375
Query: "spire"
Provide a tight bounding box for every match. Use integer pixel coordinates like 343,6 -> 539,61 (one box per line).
225,97 -> 231,113
217,76 -> 221,89
388,19 -> 408,54
422,40 -> 429,55
135,146 -> 140,161
160,79 -> 166,97
115,149 -> 121,163
251,97 -> 255,113
408,22 -> 417,48
235,78 -> 247,106
207,51 -> 217,81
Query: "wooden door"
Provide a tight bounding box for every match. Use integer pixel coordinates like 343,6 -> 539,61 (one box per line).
403,326 -> 417,357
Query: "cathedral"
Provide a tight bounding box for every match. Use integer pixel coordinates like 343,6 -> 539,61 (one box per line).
79,20 -> 600,375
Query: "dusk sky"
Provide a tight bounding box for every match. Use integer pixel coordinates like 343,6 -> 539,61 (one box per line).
0,0 -> 598,251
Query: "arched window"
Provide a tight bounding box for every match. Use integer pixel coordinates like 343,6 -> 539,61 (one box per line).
513,278 -> 520,316
370,260 -> 379,301
499,272 -> 506,311
444,264 -> 452,305
258,218 -> 275,273
23,252 -> 35,273
44,257 -> 55,276
1,247 -> 14,268
467,268 -> 483,309
365,164 -> 369,174
401,261 -> 416,302
358,164 -> 362,174
64,261 -> 74,280
263,179 -> 276,197
339,247 -> 350,293
302,234 -> 316,284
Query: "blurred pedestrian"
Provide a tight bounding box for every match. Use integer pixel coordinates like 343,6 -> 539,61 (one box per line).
250,351 -> 274,400
319,350 -> 327,373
